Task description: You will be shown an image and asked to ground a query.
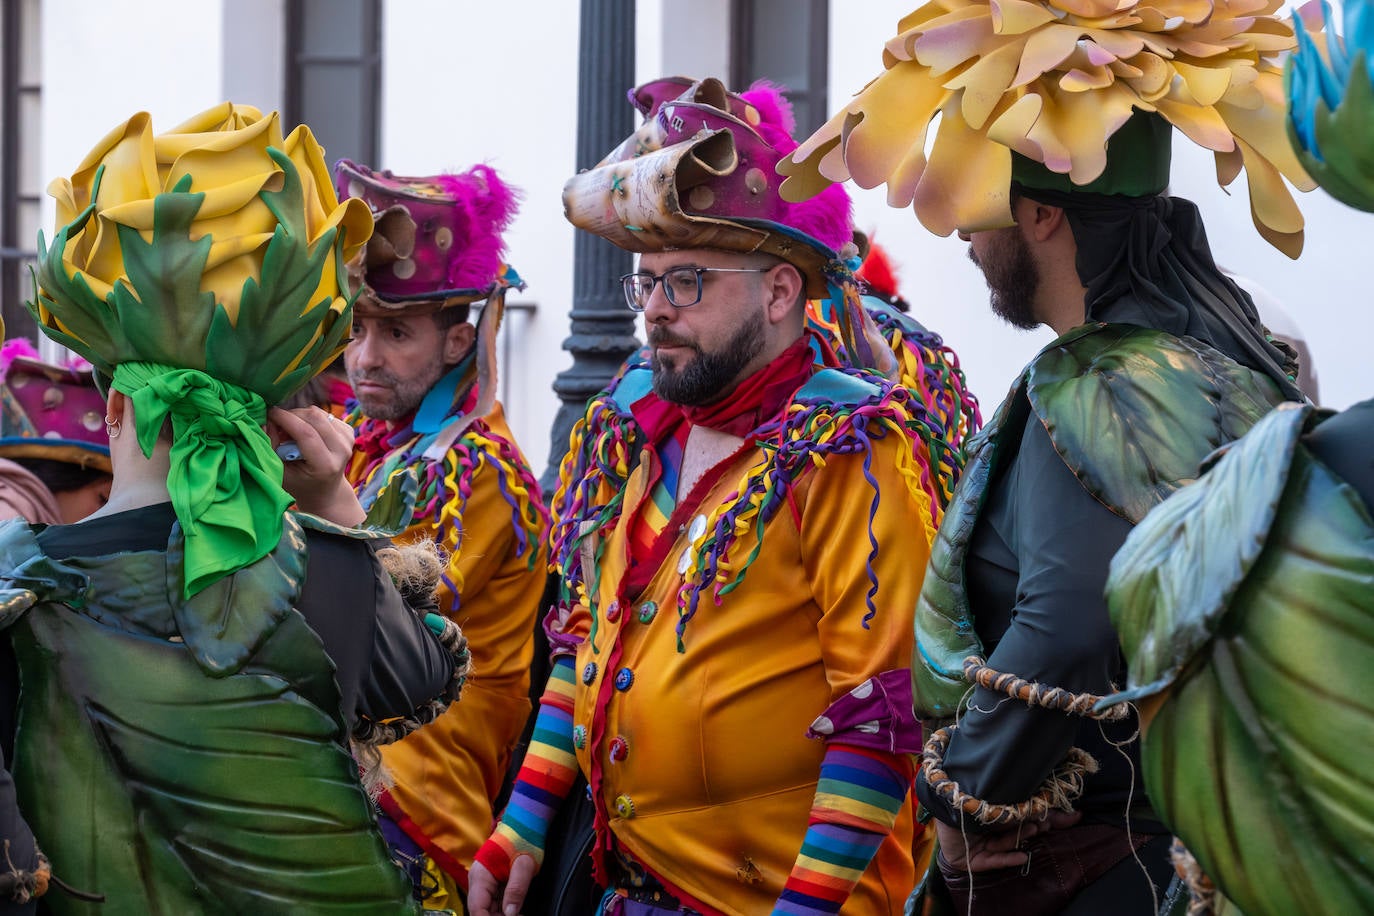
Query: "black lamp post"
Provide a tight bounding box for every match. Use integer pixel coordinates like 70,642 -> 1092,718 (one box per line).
540,0 -> 642,497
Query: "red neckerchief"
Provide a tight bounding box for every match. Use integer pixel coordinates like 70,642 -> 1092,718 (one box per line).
679,333 -> 816,436
352,384 -> 480,476
620,333 -> 822,596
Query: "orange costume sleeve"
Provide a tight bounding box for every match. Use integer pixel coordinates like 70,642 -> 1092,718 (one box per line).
358,405 -> 547,895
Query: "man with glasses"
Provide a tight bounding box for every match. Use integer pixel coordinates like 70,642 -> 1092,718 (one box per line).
470,78 -> 965,916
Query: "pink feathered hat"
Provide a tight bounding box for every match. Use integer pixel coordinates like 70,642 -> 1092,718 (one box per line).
564,77 -> 884,368
565,77 -> 856,293
334,160 -> 523,313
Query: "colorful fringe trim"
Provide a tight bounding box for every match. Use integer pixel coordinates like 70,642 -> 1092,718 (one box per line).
351,408 -> 549,606
805,298 -> 982,506
549,367 -> 952,651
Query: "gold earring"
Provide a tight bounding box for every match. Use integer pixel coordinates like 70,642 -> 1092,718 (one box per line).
104,415 -> 121,439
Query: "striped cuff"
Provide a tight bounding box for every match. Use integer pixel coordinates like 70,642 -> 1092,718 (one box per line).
774,745 -> 911,915
475,656 -> 580,881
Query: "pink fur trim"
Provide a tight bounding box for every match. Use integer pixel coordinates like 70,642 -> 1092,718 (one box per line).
434,165 -> 523,291
0,339 -> 40,381
738,81 -> 853,252
741,80 -> 797,150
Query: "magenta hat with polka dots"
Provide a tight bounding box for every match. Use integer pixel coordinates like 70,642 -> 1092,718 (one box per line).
0,339 -> 111,471
562,76 -> 855,300
334,160 -> 522,313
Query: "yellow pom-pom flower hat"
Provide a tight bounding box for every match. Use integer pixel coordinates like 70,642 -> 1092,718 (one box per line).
28,103 -> 373,596
778,0 -> 1319,258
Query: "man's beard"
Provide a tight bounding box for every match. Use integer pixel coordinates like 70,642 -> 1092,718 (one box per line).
648,310 -> 766,406
348,355 -> 446,422
969,228 -> 1041,331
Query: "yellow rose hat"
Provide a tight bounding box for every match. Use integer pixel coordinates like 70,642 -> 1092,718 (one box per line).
778,0 -> 1318,257
28,103 -> 374,597
31,102 -> 372,403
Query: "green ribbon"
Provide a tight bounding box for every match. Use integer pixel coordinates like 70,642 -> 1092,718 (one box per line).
111,361 -> 290,597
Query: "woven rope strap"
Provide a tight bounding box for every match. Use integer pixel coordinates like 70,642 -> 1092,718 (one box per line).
1170,838 -> 1219,916
963,656 -> 1132,721
1,845 -> 49,904
920,726 -> 1099,826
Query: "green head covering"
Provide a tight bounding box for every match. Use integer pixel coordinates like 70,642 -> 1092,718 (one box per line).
28,103 -> 372,595
1012,111 -> 1173,198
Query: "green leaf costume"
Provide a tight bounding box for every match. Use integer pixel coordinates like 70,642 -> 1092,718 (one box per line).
0,104 -> 433,914
1103,403 -> 1374,915
0,515 -> 418,915
913,323 -> 1287,719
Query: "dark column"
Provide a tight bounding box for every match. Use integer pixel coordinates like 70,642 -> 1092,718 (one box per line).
540,0 -> 642,497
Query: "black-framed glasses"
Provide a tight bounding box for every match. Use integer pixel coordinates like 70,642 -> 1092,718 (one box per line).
619,266 -> 770,312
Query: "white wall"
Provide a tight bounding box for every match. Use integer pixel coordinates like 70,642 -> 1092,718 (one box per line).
41,0 -> 230,228
38,0 -> 230,361
380,0 -> 582,476
222,0 -> 286,114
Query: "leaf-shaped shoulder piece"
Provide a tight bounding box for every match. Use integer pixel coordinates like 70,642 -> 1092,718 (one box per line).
1103,403 -> 1308,705
912,393 -> 1029,719
1028,324 -> 1288,523
168,512 -> 308,676
912,324 -> 1286,720
353,466 -> 419,537
1102,403 -> 1374,915
0,518 -> 88,629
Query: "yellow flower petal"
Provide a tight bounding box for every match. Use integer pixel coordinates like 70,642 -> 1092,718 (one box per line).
69,113 -> 158,216
1012,24 -> 1084,87
1214,145 -> 1244,187
915,9 -> 999,76
914,106 -> 1013,235
992,0 -> 1058,34
986,91 -> 1045,157
1122,52 -> 1171,99
1059,65 -> 1115,91
160,112 -> 282,192
1155,97 -> 1235,152
1215,90 -> 1316,190
947,39 -> 1026,127
1173,60 -> 1232,106
1236,137 -> 1304,257
1056,0 -> 1124,18
843,61 -> 952,187
787,0 -> 1309,253
166,102 -> 257,135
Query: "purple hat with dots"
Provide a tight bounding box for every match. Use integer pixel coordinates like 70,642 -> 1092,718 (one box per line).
562,76 -> 855,300
0,339 -> 111,471
334,160 -> 522,313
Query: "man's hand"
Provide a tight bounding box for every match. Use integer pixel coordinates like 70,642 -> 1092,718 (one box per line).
935,809 -> 1082,872
267,406 -> 366,527
467,856 -> 538,916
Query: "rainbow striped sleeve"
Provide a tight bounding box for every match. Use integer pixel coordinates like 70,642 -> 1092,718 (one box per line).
474,656 -> 580,881
774,746 -> 911,915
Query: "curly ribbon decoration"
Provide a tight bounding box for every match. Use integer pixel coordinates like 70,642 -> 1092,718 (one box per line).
349,405 -> 549,611
112,361 -> 291,597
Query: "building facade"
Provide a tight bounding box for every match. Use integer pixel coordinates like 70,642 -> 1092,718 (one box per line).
7,0 -> 1365,476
